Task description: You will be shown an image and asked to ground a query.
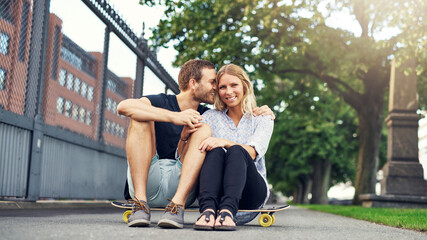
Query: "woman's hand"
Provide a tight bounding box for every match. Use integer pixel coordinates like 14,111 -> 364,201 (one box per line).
199,137 -> 230,152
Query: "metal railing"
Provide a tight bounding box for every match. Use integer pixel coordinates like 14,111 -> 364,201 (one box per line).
0,0 -> 178,201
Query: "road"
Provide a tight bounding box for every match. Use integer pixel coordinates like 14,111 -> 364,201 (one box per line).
0,202 -> 425,240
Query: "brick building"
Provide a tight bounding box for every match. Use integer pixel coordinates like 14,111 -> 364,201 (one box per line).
0,0 -> 32,114
0,0 -> 133,149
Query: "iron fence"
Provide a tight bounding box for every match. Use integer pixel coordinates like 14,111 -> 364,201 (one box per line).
0,0 -> 178,200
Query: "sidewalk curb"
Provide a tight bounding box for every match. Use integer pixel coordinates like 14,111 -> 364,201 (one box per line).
0,200 -> 114,210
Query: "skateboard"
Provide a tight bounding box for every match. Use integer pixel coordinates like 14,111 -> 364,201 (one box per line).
111,201 -> 290,227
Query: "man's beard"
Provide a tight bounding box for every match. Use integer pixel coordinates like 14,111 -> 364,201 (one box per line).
194,86 -> 214,104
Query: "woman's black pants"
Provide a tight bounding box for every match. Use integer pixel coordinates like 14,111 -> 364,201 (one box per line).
197,145 -> 267,217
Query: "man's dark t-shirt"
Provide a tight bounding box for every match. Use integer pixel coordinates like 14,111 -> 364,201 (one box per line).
145,93 -> 209,159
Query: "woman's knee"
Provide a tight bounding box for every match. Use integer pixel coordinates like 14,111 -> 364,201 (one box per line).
226,145 -> 247,157
225,145 -> 251,164
206,147 -> 226,160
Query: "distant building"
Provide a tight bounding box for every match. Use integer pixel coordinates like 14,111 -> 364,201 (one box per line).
419,111 -> 427,180
0,1 -> 133,149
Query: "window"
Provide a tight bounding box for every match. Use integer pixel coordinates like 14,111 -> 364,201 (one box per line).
107,79 -> 116,93
106,98 -> 111,111
74,78 -> 81,93
112,100 -> 117,114
0,67 -> 6,90
61,46 -> 82,70
86,111 -> 92,125
66,73 -> 74,90
115,124 -> 120,137
105,120 -> 110,133
72,104 -> 79,120
120,127 -> 125,138
64,100 -> 72,117
0,0 -> 13,22
58,69 -> 66,86
87,86 -> 94,101
56,97 -> 64,114
81,82 -> 88,98
0,32 -> 10,55
79,107 -> 86,123
111,122 -> 116,135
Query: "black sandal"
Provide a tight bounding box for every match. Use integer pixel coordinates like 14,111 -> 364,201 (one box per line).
193,210 -> 216,231
214,211 -> 236,231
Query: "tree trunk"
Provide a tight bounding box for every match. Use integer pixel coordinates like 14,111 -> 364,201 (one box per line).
311,160 -> 332,204
352,101 -> 384,204
292,175 -> 312,204
302,176 -> 312,204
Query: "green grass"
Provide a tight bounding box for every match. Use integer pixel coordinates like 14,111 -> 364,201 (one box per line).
298,204 -> 427,232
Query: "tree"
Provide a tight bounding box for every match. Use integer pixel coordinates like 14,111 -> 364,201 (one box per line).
264,77 -> 358,204
142,0 -> 427,204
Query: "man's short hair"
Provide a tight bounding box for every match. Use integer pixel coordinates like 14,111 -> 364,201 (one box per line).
178,59 -> 215,91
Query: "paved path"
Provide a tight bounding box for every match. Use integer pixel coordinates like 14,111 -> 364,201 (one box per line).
0,203 -> 425,240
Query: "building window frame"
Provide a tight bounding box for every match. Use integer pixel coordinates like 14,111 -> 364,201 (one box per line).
87,86 -> 94,101
79,107 -> 86,123
64,100 -> 72,117
71,104 -> 79,120
81,82 -> 88,98
86,110 -> 92,125
0,0 -> 14,23
66,73 -> 74,90
0,67 -> 6,90
58,69 -> 66,86
0,32 -> 10,55
56,97 -> 64,114
74,77 -> 81,93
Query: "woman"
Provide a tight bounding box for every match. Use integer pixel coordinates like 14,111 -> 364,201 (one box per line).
193,64 -> 274,231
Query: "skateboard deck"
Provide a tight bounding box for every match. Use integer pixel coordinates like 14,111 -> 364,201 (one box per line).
111,201 -> 290,227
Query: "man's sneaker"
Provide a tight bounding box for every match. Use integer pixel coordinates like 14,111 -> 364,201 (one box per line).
127,198 -> 151,227
157,200 -> 184,229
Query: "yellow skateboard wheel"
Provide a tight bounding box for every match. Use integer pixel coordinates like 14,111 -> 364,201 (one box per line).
271,215 -> 276,224
258,214 -> 273,227
123,210 -> 132,223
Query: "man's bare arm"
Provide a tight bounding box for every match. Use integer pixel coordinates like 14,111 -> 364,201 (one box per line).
117,97 -> 202,128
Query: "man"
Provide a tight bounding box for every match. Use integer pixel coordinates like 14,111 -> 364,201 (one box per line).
117,59 -> 273,229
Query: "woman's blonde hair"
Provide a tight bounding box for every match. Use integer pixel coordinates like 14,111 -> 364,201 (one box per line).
214,64 -> 257,114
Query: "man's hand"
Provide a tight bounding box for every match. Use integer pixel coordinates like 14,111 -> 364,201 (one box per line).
253,105 -> 275,120
180,123 -> 203,142
172,109 -> 203,128
199,137 -> 230,152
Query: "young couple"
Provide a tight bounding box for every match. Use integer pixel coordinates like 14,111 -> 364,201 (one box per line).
117,59 -> 274,231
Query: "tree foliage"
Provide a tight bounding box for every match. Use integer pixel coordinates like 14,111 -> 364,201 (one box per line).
265,79 -> 358,199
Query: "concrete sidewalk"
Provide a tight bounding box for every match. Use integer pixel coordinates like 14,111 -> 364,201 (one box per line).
0,201 -> 425,240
